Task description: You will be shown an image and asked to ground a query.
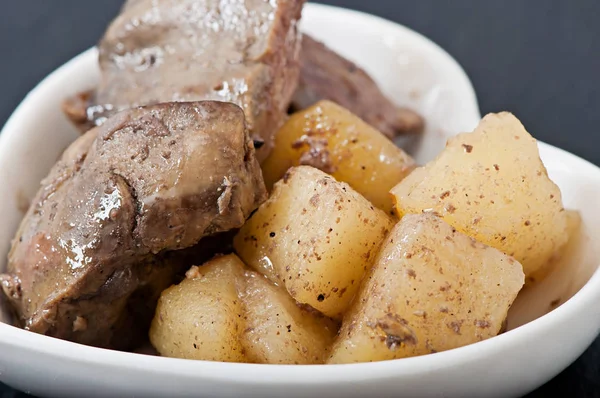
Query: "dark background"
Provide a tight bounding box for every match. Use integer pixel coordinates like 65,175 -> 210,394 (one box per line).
0,1 -> 598,397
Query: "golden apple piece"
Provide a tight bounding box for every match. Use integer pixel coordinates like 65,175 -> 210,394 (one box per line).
328,213 -> 524,364
234,166 -> 393,319
391,112 -> 567,277
262,100 -> 415,212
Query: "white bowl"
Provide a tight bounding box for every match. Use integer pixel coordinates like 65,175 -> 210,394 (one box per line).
0,4 -> 599,398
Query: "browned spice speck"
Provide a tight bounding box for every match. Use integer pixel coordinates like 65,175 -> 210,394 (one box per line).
475,320 -> 490,328
291,140 -> 305,149
309,194 -> 320,207
448,321 -> 463,335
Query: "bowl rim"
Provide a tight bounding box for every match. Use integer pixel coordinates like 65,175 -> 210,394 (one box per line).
0,2 -> 599,385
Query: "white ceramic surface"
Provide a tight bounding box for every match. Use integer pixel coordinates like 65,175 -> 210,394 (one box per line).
0,4 -> 599,398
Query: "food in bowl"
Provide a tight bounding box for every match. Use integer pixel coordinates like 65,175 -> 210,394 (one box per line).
0,0 -> 577,367
260,100 -> 416,212
61,0 -> 423,161
234,165 -> 395,320
289,34 -> 424,139
150,253 -> 338,363
328,212 -> 523,363
1,101 -> 267,349
391,113 -> 568,278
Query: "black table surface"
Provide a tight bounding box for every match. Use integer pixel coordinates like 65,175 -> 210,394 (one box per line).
1,1 -> 599,397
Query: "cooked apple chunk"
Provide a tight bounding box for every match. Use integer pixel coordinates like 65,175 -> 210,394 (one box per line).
234,166 -> 393,319
241,270 -> 337,364
328,213 -> 524,364
261,100 -> 415,212
150,254 -> 336,364
149,255 -> 246,362
391,112 -> 567,277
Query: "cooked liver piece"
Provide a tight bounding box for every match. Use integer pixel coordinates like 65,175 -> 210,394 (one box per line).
0,101 -> 266,349
290,35 -> 424,138
63,0 -> 305,161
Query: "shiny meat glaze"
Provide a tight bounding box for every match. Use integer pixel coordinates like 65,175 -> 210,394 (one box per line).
290,35 -> 424,138
0,101 -> 266,349
64,0 -> 305,161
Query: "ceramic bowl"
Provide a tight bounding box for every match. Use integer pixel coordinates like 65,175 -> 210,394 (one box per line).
0,4 -> 598,398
